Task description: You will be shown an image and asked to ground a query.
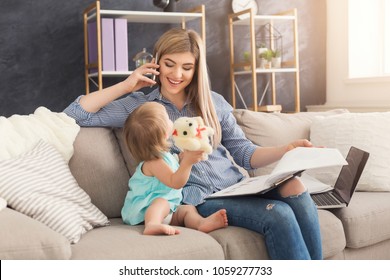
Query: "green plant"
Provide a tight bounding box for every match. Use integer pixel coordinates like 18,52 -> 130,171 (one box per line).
260,49 -> 273,61
243,51 -> 251,62
272,49 -> 281,58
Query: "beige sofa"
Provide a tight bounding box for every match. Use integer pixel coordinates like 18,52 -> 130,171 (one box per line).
1,109 -> 390,260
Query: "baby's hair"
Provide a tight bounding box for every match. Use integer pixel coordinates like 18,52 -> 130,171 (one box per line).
123,102 -> 170,163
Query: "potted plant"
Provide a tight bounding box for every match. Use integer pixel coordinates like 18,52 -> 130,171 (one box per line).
256,42 -> 268,68
243,51 -> 251,70
271,49 -> 282,68
260,49 -> 273,69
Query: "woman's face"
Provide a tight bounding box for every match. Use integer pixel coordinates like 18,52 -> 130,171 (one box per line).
158,52 -> 196,98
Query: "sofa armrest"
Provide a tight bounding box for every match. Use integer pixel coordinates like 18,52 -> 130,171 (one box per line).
0,208 -> 71,260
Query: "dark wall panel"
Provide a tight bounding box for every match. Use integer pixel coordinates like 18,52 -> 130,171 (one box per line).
0,0 -> 326,117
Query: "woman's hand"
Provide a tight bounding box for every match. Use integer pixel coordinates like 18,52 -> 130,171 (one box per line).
122,62 -> 159,92
286,139 -> 313,152
78,61 -> 159,113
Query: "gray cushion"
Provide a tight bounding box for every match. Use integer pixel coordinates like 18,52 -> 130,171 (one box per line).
318,210 -> 346,259
209,210 -> 345,260
233,109 -> 349,176
233,109 -> 349,147
69,127 -> 130,219
343,239 -> 390,260
0,208 -> 71,260
331,192 -> 390,249
114,127 -> 138,176
71,218 -> 225,259
209,226 -> 268,259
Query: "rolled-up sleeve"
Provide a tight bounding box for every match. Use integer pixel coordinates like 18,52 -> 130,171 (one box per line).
63,93 -> 147,127
63,96 -> 94,126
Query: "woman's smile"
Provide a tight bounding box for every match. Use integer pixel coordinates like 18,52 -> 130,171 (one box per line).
167,77 -> 183,86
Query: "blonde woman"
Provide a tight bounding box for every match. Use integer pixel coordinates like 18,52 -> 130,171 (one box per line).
64,28 -> 322,259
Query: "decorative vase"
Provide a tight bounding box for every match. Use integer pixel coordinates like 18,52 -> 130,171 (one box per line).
272,57 -> 281,68
133,48 -> 153,68
257,48 -> 268,68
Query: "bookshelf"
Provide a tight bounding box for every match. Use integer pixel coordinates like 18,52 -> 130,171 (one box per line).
228,8 -> 300,112
83,0 -> 205,94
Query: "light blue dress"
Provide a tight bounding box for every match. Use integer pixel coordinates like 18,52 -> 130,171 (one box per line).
121,152 -> 182,225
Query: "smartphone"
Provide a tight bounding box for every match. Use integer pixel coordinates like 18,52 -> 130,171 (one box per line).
151,52 -> 159,82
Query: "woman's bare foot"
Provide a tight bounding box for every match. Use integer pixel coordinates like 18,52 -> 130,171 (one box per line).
143,224 -> 180,235
197,209 -> 228,233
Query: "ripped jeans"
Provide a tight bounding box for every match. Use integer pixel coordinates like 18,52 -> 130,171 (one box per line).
196,189 -> 322,260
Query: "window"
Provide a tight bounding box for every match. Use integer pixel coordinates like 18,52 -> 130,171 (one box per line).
348,0 -> 390,78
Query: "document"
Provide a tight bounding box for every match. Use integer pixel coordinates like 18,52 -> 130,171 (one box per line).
207,147 -> 347,199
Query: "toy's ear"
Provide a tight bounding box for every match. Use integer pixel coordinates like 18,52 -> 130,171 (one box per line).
194,116 -> 204,126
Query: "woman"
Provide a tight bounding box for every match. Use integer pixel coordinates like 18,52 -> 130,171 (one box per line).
64,28 -> 322,259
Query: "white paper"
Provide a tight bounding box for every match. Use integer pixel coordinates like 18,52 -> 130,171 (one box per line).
299,173 -> 333,194
208,147 -> 347,198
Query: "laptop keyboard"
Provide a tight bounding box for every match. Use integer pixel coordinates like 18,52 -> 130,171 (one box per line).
312,192 -> 341,206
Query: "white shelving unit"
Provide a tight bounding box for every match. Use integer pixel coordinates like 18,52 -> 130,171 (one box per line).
83,0 -> 205,94
228,8 -> 300,112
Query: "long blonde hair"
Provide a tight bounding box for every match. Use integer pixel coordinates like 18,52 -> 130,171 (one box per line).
153,28 -> 221,148
123,102 -> 170,163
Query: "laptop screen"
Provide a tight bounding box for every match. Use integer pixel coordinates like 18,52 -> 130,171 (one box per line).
334,146 -> 370,204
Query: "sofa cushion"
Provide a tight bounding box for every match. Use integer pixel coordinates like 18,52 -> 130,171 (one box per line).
317,209 -> 346,259
0,140 -> 109,244
208,210 -> 345,260
343,239 -> 390,260
114,127 -> 138,176
233,109 -> 349,147
0,208 -> 71,260
233,109 -> 349,176
69,127 -> 130,219
209,226 -> 269,259
331,192 -> 390,249
71,218 -> 225,260
309,112 -> 390,191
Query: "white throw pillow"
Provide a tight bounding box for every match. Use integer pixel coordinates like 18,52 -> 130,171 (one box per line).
309,112 -> 390,192
0,141 -> 110,243
0,107 -> 80,162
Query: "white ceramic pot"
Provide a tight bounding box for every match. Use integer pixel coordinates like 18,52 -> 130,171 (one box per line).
272,57 -> 281,68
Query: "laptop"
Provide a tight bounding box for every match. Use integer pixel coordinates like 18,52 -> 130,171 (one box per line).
311,146 -> 369,209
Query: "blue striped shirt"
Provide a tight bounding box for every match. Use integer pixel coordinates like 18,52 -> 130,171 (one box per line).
63,89 -> 257,205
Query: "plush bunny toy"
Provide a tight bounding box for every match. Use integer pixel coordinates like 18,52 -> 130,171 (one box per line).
172,116 -> 214,160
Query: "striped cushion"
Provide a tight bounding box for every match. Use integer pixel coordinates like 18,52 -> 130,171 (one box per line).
0,140 -> 109,244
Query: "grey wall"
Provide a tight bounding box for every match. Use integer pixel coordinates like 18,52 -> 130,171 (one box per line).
0,0 -> 326,117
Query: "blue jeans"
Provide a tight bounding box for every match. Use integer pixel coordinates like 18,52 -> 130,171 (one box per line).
196,189 -> 323,260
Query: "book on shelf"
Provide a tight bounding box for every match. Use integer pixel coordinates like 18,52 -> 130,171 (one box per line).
87,18 -> 128,73
87,21 -> 98,74
114,18 -> 128,72
101,18 -> 116,71
207,147 -> 347,199
258,104 -> 282,112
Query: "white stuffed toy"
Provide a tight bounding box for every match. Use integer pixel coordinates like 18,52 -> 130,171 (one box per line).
172,116 -> 214,160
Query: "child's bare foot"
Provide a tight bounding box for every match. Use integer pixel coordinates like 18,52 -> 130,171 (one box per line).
143,224 -> 180,235
198,209 -> 228,233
